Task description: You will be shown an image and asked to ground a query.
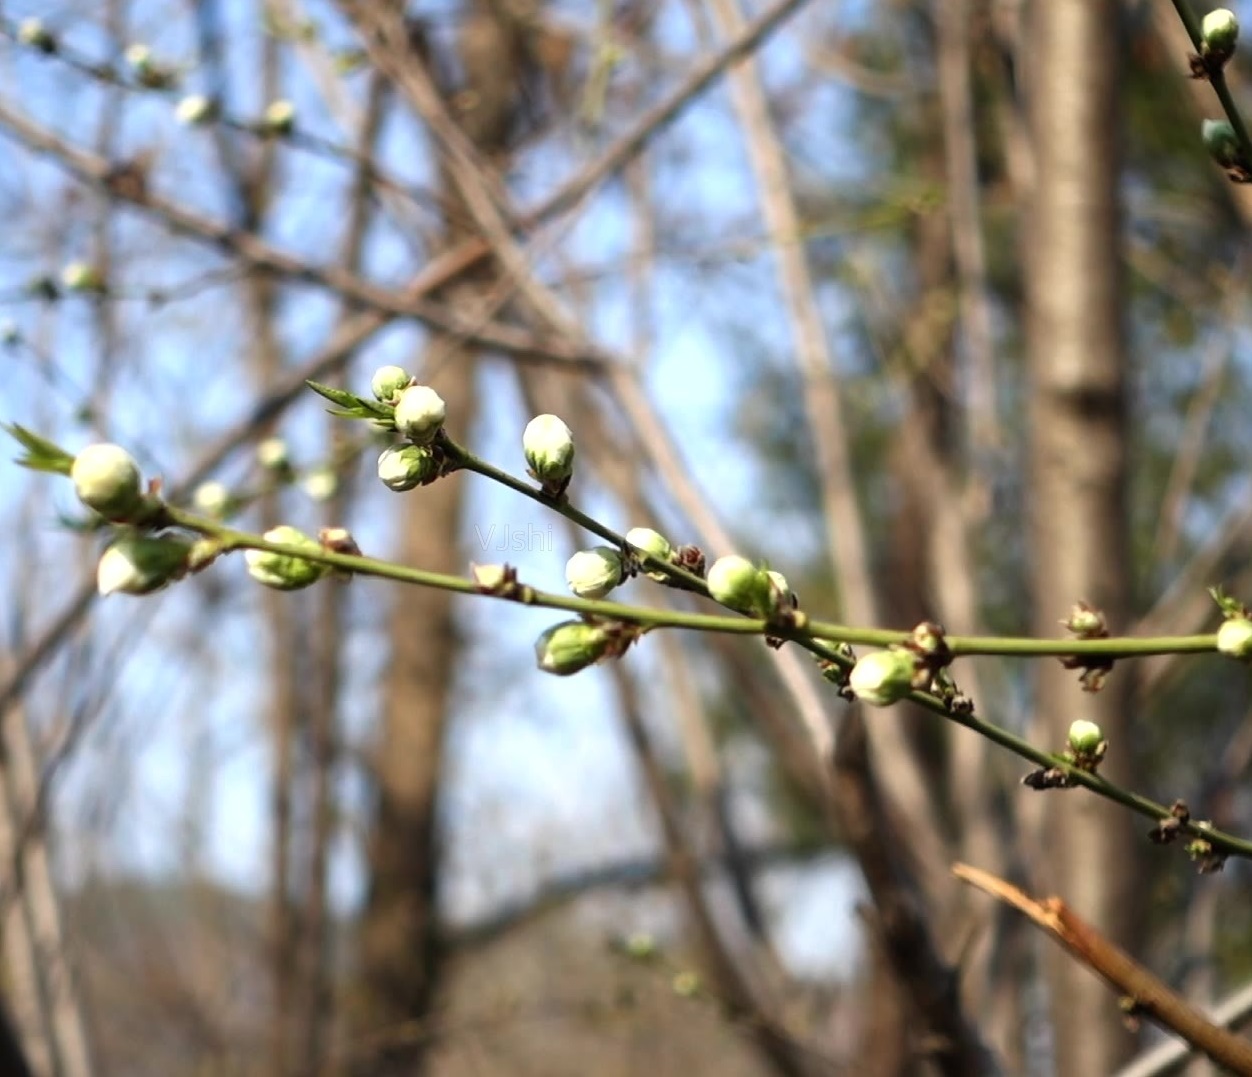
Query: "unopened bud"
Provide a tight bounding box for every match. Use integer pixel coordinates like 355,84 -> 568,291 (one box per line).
97,535 -> 192,596
261,99 -> 296,135
534,620 -> 612,676
1203,8 -> 1239,59
371,365 -> 411,403
566,546 -> 623,599
1217,617 -> 1252,659
124,43 -> 153,73
301,466 -> 337,503
61,261 -> 104,293
71,443 -> 145,520
1067,719 -> 1104,754
1203,119 -> 1243,168
17,18 -> 55,52
192,480 -> 230,516
256,437 -> 289,470
706,555 -> 778,617
393,385 -> 447,444
175,94 -> 217,126
848,649 -> 917,708
626,527 -> 673,580
522,414 -> 575,486
377,444 -> 438,491
245,525 -> 329,591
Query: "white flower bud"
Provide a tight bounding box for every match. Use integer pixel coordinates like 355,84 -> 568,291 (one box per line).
71,443 -> 144,520
192,480 -> 230,516
626,527 -> 672,562
1203,119 -> 1242,168
301,465 -> 337,503
1067,719 -> 1104,754
1203,8 -> 1239,56
175,94 -> 217,126
245,525 -> 328,591
124,43 -> 152,73
97,535 -> 192,596
1217,617 -> 1252,659
523,414 -> 575,486
472,564 -> 509,590
566,546 -> 623,599
706,555 -> 773,616
534,620 -> 611,676
61,261 -> 104,293
256,437 -> 289,470
393,385 -> 447,444
377,444 -> 437,491
261,99 -> 296,134
17,19 -> 55,51
0,320 -> 19,346
371,365 -> 411,403
848,649 -> 917,708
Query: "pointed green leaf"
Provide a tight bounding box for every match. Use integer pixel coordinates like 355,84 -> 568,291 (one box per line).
3,424 -> 75,475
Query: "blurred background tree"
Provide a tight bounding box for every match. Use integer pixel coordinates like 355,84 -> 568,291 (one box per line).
3,0 -> 1252,1075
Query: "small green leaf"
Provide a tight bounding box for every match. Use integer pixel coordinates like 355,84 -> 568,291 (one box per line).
3,424 -> 75,475
305,380 -> 361,408
306,381 -> 392,420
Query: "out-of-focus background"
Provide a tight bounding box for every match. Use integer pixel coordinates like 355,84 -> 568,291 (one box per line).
3,1 -> 1252,1074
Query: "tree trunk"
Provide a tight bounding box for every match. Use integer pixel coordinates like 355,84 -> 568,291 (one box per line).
1024,1 -> 1144,1072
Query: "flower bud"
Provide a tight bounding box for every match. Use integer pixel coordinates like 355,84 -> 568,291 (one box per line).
175,94 -> 217,126
627,527 -> 673,581
848,649 -> 917,708
1067,719 -> 1104,754
192,480 -> 230,516
393,385 -> 447,444
17,18 -> 55,52
377,444 -> 438,491
371,365 -> 411,403
61,261 -> 104,293
1203,8 -> 1239,57
472,563 -> 510,590
124,43 -> 153,74
1217,617 -> 1252,659
245,526 -> 328,591
534,620 -> 612,676
0,320 -> 18,346
261,99 -> 296,135
1203,119 -> 1242,168
523,414 -> 575,486
71,443 -> 144,520
706,555 -> 775,616
256,437 -> 289,470
301,466 -> 337,503
97,535 -> 192,596
566,546 -> 623,599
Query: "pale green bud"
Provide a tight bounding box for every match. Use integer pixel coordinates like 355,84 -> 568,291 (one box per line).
1203,8 -> 1239,56
848,649 -> 917,708
472,563 -> 509,590
61,261 -> 104,293
124,43 -> 153,74
175,94 -> 217,126
377,444 -> 438,491
97,535 -> 192,596
261,99 -> 296,135
192,480 -> 230,516
672,971 -> 701,998
256,437 -> 289,470
534,620 -> 611,676
1067,719 -> 1104,754
706,555 -> 774,616
766,570 -> 791,604
566,546 -> 623,599
623,932 -> 657,960
626,527 -> 672,562
1217,617 -> 1252,659
17,19 -> 55,52
523,414 -> 575,485
371,365 -> 411,403
393,384 -> 447,444
301,466 -> 337,503
71,443 -> 144,520
245,525 -> 328,591
1203,119 -> 1242,168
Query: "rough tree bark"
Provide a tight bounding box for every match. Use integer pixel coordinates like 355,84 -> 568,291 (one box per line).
1024,1 -> 1144,1073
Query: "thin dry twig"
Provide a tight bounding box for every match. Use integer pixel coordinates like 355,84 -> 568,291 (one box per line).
953,863 -> 1252,1075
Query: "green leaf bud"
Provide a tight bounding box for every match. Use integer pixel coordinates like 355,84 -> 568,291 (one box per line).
377,444 -> 438,492
393,384 -> 447,444
71,443 -> 145,520
1217,617 -> 1252,659
566,546 -> 624,599
245,526 -> 329,591
523,414 -> 575,485
97,535 -> 192,596
370,365 -> 411,403
1067,719 -> 1104,754
534,620 -> 612,676
848,649 -> 917,708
